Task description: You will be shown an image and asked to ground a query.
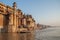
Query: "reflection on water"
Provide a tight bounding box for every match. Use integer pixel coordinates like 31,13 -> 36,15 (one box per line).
0,33 -> 34,40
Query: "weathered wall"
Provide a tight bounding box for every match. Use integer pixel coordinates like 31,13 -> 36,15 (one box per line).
0,14 -> 4,28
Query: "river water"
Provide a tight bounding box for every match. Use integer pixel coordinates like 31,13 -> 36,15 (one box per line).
0,26 -> 60,40
0,33 -> 34,40
35,26 -> 60,40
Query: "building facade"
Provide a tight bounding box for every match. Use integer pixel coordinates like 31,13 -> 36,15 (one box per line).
0,2 -> 35,32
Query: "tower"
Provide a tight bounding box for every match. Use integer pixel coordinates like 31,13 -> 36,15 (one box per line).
12,2 -> 17,32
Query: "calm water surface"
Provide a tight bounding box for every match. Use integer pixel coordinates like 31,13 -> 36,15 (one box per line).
0,33 -> 34,40
35,26 -> 60,40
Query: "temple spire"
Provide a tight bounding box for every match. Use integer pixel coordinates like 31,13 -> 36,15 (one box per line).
13,2 -> 17,9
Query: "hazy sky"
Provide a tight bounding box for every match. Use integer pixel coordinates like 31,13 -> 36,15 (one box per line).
0,0 -> 60,26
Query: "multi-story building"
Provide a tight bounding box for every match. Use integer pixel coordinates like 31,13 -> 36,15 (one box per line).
0,2 -> 35,32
